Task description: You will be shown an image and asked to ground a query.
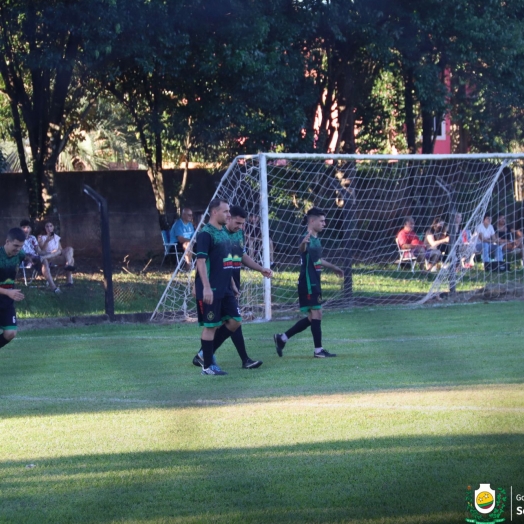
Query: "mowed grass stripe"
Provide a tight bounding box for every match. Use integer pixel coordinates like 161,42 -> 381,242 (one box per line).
1,301 -> 523,523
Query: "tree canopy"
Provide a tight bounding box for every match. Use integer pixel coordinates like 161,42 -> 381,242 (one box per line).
1,0 -> 524,218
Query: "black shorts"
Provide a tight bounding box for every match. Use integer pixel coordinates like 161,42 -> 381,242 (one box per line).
298,288 -> 323,313
197,294 -> 242,327
0,301 -> 17,330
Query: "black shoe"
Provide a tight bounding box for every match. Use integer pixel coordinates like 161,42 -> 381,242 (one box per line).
192,352 -> 204,367
274,333 -> 286,357
242,358 -> 263,369
314,348 -> 337,358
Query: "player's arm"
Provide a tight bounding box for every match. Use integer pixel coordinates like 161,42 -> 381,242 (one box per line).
195,232 -> 213,304
299,233 -> 311,253
241,253 -> 272,278
320,259 -> 344,278
0,287 -> 24,301
231,277 -> 240,297
196,259 -> 213,304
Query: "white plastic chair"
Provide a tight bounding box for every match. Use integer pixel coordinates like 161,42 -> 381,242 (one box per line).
395,237 -> 417,272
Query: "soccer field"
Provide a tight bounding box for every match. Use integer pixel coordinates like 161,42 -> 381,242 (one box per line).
1,302 -> 523,523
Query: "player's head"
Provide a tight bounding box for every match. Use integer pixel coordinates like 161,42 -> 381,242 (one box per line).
208,198 -> 230,226
5,227 -> 25,256
19,219 -> 32,236
228,205 -> 247,233
302,207 -> 325,232
483,214 -> 491,225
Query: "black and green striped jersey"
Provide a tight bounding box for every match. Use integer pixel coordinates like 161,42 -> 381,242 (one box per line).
298,234 -> 322,295
0,246 -> 25,306
226,228 -> 245,290
195,224 -> 233,299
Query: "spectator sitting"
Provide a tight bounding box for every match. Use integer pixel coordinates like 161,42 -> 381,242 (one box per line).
169,207 -> 195,267
495,215 -> 523,256
451,212 -> 476,269
425,216 -> 450,262
476,214 -> 503,265
19,219 -> 61,294
38,220 -> 75,286
397,217 -> 441,272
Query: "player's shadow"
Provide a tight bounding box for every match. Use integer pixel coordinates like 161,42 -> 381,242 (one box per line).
0,433 -> 520,524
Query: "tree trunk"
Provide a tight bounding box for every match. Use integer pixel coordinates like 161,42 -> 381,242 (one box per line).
404,73 -> 416,154
421,110 -> 435,154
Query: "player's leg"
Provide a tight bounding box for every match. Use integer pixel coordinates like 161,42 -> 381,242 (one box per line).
229,325 -> 263,369
273,286 -> 312,356
0,304 -> 18,348
196,298 -> 227,375
309,303 -> 335,358
208,295 -> 242,355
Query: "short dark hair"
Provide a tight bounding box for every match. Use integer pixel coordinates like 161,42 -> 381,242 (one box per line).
7,227 -> 26,243
208,198 -> 228,212
483,214 -> 491,220
302,207 -> 324,226
229,205 -> 247,219
19,219 -> 31,228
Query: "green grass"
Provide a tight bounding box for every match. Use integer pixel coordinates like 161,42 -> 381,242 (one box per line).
1,302 -> 524,523
16,265 -> 524,318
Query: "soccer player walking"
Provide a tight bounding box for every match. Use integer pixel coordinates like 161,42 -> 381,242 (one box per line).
273,207 -> 343,358
0,228 -> 26,350
193,205 -> 272,370
194,198 -> 241,375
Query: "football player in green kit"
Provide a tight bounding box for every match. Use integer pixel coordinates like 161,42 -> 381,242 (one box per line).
0,228 -> 26,350
193,205 -> 272,370
273,208 -> 343,358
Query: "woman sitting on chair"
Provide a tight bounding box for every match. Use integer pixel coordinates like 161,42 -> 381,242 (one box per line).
38,220 -> 75,286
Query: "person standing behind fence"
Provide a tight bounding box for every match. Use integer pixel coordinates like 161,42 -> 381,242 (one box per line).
38,220 -> 75,286
273,207 -> 344,359
0,228 -> 26,350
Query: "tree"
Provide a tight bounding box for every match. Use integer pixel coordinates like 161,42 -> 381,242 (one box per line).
0,0 -> 120,217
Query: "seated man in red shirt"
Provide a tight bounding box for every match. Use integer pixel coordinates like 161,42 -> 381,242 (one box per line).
397,217 -> 440,271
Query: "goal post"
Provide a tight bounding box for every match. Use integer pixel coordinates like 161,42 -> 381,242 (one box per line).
151,153 -> 524,323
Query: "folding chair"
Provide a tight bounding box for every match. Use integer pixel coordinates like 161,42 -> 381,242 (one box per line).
161,230 -> 182,267
395,237 -> 417,272
19,261 -> 38,286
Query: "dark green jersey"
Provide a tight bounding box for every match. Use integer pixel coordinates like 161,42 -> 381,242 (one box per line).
0,246 -> 25,306
195,224 -> 233,299
298,234 -> 322,294
227,228 -> 245,290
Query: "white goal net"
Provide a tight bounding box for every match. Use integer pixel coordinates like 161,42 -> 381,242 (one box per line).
152,154 -> 524,322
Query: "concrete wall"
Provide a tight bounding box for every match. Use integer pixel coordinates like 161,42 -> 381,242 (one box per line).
0,169 -> 218,261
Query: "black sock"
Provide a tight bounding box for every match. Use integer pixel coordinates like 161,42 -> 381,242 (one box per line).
285,317 -> 311,339
213,324 -> 233,353
202,339 -> 215,369
311,319 -> 322,348
0,334 -> 11,349
231,326 -> 249,363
